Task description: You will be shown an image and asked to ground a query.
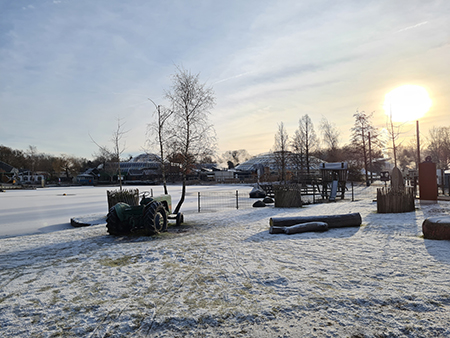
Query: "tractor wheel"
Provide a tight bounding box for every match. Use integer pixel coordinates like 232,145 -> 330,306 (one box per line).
176,212 -> 184,227
144,201 -> 168,234
106,207 -> 129,235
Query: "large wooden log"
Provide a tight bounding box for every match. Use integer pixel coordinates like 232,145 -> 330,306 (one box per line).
269,222 -> 329,235
269,212 -> 361,228
284,222 -> 328,234
422,217 -> 450,240
269,226 -> 287,234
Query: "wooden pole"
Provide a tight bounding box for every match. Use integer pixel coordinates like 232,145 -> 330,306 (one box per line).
368,131 -> 373,183
416,120 -> 421,168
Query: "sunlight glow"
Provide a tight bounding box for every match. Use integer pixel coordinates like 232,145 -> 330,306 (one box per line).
383,85 -> 432,123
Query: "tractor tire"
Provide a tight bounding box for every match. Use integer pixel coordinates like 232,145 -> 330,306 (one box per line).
176,212 -> 184,227
144,201 -> 168,234
106,207 -> 129,235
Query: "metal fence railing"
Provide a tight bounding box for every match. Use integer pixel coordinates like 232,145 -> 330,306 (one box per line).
194,182 -> 405,213
197,191 -> 255,212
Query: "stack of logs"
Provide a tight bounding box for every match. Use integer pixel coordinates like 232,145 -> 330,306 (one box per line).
269,213 -> 362,235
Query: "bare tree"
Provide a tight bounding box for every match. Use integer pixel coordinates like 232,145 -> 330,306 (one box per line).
273,122 -> 290,183
90,118 -> 128,190
52,154 -> 80,180
320,117 -> 341,162
426,126 -> 450,170
147,99 -> 173,195
350,110 -> 380,186
165,66 -> 216,213
221,149 -> 251,169
26,145 -> 38,180
292,114 -> 317,175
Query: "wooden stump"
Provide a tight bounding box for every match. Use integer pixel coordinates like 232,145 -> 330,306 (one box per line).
422,217 -> 450,240
273,184 -> 302,208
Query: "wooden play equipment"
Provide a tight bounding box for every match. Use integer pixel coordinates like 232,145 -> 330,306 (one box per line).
320,162 -> 348,201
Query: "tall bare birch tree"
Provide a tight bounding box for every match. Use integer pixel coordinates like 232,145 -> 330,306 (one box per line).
165,67 -> 216,213
147,99 -> 173,195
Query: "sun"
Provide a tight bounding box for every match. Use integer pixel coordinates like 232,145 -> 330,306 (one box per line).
383,85 -> 432,123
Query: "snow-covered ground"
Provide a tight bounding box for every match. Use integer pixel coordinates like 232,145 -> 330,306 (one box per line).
1,184 -> 450,337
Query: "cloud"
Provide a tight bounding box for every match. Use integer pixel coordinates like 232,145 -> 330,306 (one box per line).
1,0 -> 450,159
396,21 -> 428,33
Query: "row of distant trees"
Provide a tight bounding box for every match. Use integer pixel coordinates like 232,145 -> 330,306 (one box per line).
274,111 -> 450,184
0,145 -> 95,182
2,118 -> 450,187
2,115 -> 450,187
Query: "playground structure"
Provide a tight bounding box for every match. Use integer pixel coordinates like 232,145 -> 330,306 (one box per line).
254,162 -> 349,204
319,162 -> 348,201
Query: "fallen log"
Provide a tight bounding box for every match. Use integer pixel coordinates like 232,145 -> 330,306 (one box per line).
269,226 -> 287,234
269,212 -> 362,228
284,221 -> 328,234
269,222 -> 329,234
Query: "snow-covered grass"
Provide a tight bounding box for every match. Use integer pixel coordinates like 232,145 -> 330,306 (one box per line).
1,185 -> 450,337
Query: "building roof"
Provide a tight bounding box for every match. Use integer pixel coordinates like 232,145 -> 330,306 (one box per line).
235,152 -> 323,172
0,160 -> 18,174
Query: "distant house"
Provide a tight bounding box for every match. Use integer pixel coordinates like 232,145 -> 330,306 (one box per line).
234,152 -> 323,182
18,171 -> 49,184
119,153 -> 162,183
0,161 -> 19,183
76,167 -> 100,185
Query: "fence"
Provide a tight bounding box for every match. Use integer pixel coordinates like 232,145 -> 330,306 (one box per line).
197,190 -> 256,212
194,182 -> 409,213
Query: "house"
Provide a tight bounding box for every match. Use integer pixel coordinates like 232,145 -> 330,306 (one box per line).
0,161 -> 19,183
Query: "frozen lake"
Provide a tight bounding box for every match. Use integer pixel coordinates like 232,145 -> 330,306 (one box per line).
0,184 -> 253,238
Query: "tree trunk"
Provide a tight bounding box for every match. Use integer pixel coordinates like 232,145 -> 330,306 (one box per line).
174,173 -> 186,214
270,213 -> 362,228
269,221 -> 329,235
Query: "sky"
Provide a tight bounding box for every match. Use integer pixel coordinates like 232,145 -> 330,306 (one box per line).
1,0 -> 449,161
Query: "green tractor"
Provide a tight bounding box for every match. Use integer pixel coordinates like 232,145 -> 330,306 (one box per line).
106,192 -> 183,236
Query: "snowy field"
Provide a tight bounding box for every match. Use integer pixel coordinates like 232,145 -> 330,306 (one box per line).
1,184 -> 450,337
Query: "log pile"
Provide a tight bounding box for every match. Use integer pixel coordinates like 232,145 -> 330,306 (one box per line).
269,212 -> 362,235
